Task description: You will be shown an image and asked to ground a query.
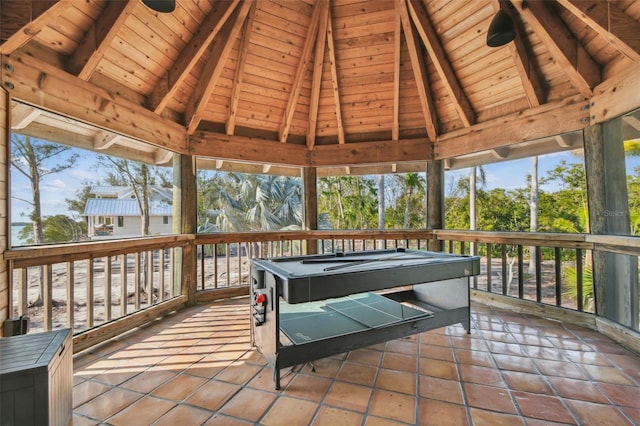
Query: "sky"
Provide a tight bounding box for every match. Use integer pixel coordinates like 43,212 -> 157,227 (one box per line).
10,143 -> 640,224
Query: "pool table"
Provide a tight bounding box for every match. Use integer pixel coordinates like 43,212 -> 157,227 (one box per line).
250,248 -> 480,389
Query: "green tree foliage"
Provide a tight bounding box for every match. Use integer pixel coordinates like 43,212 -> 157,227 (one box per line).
197,172 -> 302,232
18,214 -> 87,244
318,176 -> 378,229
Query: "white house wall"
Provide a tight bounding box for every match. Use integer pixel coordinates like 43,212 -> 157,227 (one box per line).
113,216 -> 172,238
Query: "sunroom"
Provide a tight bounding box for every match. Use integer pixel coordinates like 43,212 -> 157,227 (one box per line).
1,1 -> 639,424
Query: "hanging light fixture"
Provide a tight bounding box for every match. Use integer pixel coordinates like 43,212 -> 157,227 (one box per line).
486,8 -> 516,47
142,0 -> 176,13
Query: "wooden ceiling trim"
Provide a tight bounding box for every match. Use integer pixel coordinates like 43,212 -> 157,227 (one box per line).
514,0 -> 600,98
189,132 -> 309,166
93,131 -> 122,150
406,0 -> 475,128
558,0 -> 640,62
0,0 -> 75,55
326,8 -> 345,145
397,0 -> 437,142
307,1 -> 329,150
393,6 -> 402,141
2,51 -> 188,153
226,3 -> 256,136
154,148 -> 174,165
149,0 -> 240,114
278,1 -> 322,143
18,121 -> 160,166
11,102 -> 40,129
68,1 -> 134,81
185,1 -> 251,134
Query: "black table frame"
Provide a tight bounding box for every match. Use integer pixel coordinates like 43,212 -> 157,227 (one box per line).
250,248 -> 480,389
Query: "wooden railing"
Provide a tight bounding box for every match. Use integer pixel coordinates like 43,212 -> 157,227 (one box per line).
5,229 -> 639,350
5,236 -> 191,342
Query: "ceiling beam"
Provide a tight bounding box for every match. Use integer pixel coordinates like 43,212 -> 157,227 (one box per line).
435,96 -> 590,159
0,0 -> 75,55
190,132 -> 309,166
406,0 -> 475,127
226,2 -> 256,136
392,6 -> 402,141
504,0 -> 546,107
67,0 -> 134,80
397,0 -> 437,141
311,138 -> 432,166
279,2 -> 322,143
513,0 -> 600,98
557,0 -> 640,62
149,0 -> 240,114
326,7 -> 345,145
3,51 -> 188,153
185,1 -> 252,134
307,1 -> 330,150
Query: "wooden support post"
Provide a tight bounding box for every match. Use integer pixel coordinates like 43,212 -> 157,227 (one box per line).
0,88 -> 9,336
302,167 -> 318,255
584,118 -> 639,329
174,153 -> 197,304
426,160 -> 444,251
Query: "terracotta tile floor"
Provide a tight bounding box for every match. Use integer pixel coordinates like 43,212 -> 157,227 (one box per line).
72,297 -> 640,425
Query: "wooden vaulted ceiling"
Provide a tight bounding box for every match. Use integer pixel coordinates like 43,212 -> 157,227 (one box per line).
1,0 -> 640,176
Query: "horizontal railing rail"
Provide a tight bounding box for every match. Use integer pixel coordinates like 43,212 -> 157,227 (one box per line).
5,229 -> 639,346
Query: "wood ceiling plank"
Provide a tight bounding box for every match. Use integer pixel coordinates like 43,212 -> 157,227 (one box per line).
558,0 -> 640,62
0,0 -> 75,55
149,0 -> 240,113
67,0 -> 134,81
406,0 -> 475,127
186,1 -> 252,134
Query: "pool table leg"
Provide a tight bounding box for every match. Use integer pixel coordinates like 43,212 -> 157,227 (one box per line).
274,366 -> 281,390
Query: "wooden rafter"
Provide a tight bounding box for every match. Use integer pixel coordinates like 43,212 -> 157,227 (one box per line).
406,0 -> 475,127
226,2 -> 256,136
150,0 -> 240,114
0,0 -> 75,55
185,1 -> 252,135
279,2 -> 323,143
502,0 -> 546,107
392,3 -> 402,141
557,0 -> 640,63
513,0 -> 600,98
397,0 -> 437,142
67,0 -> 134,80
326,7 -> 345,145
307,1 -> 330,150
